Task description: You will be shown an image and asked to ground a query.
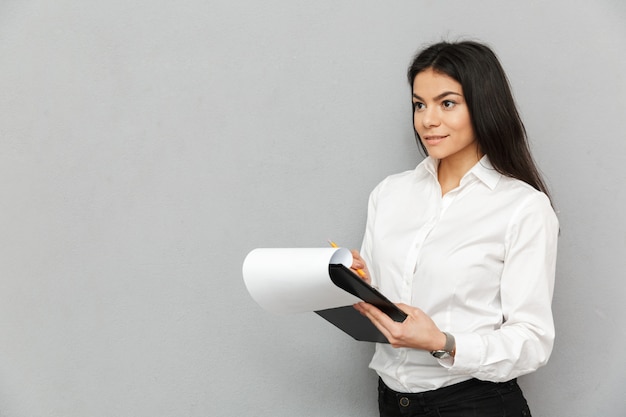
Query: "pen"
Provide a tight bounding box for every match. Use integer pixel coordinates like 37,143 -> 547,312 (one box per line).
328,240 -> 367,279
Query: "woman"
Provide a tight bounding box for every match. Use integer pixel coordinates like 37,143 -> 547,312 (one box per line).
351,41 -> 559,417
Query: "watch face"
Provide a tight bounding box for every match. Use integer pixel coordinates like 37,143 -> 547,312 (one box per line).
432,350 -> 451,359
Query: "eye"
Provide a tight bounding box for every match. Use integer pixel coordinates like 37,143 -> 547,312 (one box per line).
442,100 -> 455,109
442,100 -> 456,109
413,101 -> 425,112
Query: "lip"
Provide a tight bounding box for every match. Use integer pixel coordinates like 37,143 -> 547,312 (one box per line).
422,134 -> 448,145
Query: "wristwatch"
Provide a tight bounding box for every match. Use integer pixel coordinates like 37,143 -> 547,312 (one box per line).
430,332 -> 455,359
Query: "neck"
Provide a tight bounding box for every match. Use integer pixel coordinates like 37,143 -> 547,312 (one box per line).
437,153 -> 483,195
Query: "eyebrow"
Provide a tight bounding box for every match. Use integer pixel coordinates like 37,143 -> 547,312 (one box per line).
412,91 -> 463,101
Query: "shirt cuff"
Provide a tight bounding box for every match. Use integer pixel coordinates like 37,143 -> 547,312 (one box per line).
438,332 -> 484,373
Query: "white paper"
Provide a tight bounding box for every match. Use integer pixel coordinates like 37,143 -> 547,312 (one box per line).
242,247 -> 360,314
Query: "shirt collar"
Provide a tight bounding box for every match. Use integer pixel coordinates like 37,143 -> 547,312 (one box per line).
420,156 -> 439,179
466,156 -> 501,190
417,155 -> 501,190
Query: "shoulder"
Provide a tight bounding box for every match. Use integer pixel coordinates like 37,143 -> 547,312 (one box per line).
497,176 -> 559,230
369,169 -> 422,204
371,158 -> 432,196
497,176 -> 552,206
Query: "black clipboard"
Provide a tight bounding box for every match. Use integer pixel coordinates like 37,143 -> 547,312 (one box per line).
314,264 -> 407,343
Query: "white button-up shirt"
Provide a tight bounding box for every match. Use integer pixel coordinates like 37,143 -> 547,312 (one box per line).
361,156 -> 559,393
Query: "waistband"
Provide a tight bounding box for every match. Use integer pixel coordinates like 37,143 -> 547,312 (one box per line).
379,377 -> 520,410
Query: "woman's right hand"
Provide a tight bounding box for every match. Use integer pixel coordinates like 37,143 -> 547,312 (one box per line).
350,249 -> 371,285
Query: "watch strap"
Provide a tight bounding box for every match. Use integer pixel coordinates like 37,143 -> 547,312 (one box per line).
430,332 -> 455,358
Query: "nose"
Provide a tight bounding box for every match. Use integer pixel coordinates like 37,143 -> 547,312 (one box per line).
419,107 -> 440,128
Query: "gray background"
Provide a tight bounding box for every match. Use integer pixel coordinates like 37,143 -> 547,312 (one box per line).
0,1 -> 624,416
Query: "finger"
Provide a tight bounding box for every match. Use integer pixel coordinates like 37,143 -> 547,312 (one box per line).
361,303 -> 394,326
354,303 -> 395,342
394,303 -> 412,315
354,302 -> 399,339
350,250 -> 365,269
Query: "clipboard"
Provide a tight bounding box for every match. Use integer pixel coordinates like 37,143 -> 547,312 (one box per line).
315,264 -> 407,343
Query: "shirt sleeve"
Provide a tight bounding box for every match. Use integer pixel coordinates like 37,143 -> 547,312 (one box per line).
360,180 -> 383,289
444,192 -> 559,381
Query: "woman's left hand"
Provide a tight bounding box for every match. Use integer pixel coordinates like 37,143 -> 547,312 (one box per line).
353,302 -> 447,351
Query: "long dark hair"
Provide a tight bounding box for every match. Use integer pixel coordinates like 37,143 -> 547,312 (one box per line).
407,40 -> 551,200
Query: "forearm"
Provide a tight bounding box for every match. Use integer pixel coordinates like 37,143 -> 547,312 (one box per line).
446,318 -> 554,381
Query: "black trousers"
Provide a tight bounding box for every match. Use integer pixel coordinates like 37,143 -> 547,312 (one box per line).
378,378 -> 532,417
